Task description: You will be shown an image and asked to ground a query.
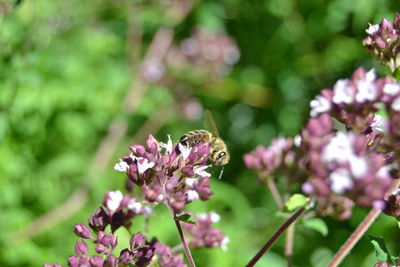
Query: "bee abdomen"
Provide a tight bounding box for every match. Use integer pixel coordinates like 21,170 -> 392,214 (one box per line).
180,130 -> 211,147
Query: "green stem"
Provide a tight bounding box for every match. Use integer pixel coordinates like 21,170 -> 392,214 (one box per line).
246,208 -> 306,267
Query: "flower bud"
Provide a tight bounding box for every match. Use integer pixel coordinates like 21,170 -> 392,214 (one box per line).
89,255 -> 104,267
74,241 -> 88,257
130,232 -> 145,250
74,224 -> 93,240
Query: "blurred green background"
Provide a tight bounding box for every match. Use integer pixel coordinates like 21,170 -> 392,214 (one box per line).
1,0 -> 400,266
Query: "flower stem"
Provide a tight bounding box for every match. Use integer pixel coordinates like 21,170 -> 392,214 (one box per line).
173,216 -> 197,267
285,223 -> 295,267
265,175 -> 284,210
327,208 -> 381,267
246,208 -> 305,267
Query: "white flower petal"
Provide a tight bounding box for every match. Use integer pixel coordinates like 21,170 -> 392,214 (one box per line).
294,135 -> 302,147
329,169 -> 353,194
366,23 -> 380,35
220,237 -> 230,251
185,178 -> 197,187
178,143 -> 192,160
114,160 -> 129,172
209,211 -> 220,223
194,165 -> 211,177
349,155 -> 368,178
128,199 -> 143,213
107,191 -> 123,211
310,95 -> 331,117
355,72 -> 378,103
383,83 -> 400,96
392,97 -> 400,111
160,135 -> 173,154
377,166 -> 390,179
333,79 -> 353,104
371,114 -> 386,132
322,132 -> 354,163
137,158 -> 155,174
186,190 -> 199,202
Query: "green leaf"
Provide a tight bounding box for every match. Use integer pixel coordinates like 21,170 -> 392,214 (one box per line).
393,67 -> 400,81
303,218 -> 328,236
367,235 -> 394,264
284,194 -> 308,211
176,213 -> 196,224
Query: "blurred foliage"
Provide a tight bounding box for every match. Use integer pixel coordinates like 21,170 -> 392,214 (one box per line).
1,0 -> 400,266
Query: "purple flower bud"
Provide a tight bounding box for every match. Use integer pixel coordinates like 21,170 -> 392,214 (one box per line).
74,224 -> 94,240
74,241 -> 88,257
375,262 -> 391,267
110,210 -> 124,233
193,177 -> 213,201
394,13 -> 400,30
144,185 -> 163,202
146,135 -> 159,155
89,255 -> 104,267
380,18 -> 394,39
130,232 -> 145,250
97,231 -> 118,249
104,255 -> 118,267
129,145 -> 146,157
67,256 -> 80,267
181,166 -> 195,177
118,249 -> 134,265
88,207 -> 110,232
95,244 -> 109,255
43,264 -> 61,267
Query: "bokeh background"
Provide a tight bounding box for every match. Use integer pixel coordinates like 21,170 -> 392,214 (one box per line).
2,0 -> 400,266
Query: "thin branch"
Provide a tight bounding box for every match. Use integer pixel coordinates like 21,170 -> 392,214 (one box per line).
327,208 -> 381,267
264,175 -> 284,210
327,179 -> 400,267
246,208 -> 306,267
284,223 -> 295,267
173,216 -> 197,267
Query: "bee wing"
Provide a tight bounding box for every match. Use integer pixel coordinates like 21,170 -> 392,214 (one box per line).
204,109 -> 221,138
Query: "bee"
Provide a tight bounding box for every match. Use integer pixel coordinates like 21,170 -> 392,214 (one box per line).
180,110 -> 230,167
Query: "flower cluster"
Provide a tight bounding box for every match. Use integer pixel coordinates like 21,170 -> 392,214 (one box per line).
70,226 -> 186,267
166,28 -> 240,78
183,212 -> 229,251
363,13 -> 400,71
88,190 -> 152,233
245,66 -> 400,219
243,137 -> 296,182
44,201 -> 187,267
114,135 -> 214,214
300,115 -> 392,219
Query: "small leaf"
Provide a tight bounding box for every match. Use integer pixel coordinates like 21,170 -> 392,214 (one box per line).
176,213 -> 195,224
303,218 -> 328,236
368,235 -> 394,264
393,67 -> 400,81
285,194 -> 308,211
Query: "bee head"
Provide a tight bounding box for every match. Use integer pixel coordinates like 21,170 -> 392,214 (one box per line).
213,151 -> 230,166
